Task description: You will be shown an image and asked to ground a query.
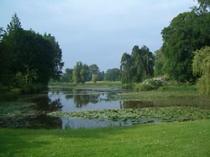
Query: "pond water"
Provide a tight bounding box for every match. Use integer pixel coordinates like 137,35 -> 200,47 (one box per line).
46,89 -> 162,128
1,88 -> 210,129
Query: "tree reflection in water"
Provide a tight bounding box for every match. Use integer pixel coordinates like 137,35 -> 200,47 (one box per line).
0,94 -> 63,129
121,101 -> 154,109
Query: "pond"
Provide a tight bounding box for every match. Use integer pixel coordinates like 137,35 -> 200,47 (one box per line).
0,88 -> 210,129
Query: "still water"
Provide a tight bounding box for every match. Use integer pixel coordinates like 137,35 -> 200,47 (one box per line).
2,88 -> 208,129
47,89 -> 153,129
1,89 -> 149,129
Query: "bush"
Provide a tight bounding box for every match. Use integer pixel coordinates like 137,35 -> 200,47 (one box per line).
134,78 -> 166,91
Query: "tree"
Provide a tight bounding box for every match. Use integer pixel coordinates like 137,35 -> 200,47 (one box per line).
73,62 -> 83,84
73,62 -> 92,83
120,53 -> 132,84
61,68 -> 73,82
105,68 -> 121,81
192,47 -> 210,95
131,45 -> 154,82
98,71 -> 105,81
198,0 -> 210,12
44,34 -> 63,80
161,11 -> 210,82
154,49 -> 165,76
7,13 -> 22,32
80,64 -> 90,83
89,64 -> 99,82
120,45 -> 154,84
0,14 -> 63,90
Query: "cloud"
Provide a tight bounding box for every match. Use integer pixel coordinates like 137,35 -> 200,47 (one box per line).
0,0 -> 196,70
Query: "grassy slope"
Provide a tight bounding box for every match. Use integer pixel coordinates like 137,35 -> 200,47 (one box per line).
1,120 -> 210,157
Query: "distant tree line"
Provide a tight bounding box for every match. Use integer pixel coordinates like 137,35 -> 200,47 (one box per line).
0,14 -> 63,92
60,63 -> 121,83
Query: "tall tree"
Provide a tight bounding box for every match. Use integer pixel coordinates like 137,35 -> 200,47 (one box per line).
198,0 -> 210,12
120,53 -> 132,84
7,13 -> 22,32
193,47 -> 210,95
0,14 -> 63,89
73,62 -> 83,84
161,11 -> 210,82
121,45 -> 154,84
154,49 -> 165,76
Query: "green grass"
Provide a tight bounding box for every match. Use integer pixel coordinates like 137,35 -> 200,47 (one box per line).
119,84 -> 210,108
1,120 -> 210,157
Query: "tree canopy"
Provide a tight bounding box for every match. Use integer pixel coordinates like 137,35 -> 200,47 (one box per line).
192,47 -> 210,95
120,45 -> 154,84
0,14 -> 63,91
105,68 -> 121,81
161,11 -> 210,82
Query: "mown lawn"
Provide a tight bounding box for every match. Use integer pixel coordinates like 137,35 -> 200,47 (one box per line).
1,120 -> 210,157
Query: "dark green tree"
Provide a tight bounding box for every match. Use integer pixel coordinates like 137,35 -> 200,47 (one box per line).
161,11 -> 210,82
6,13 -> 22,32
0,14 -> 63,90
120,53 -> 132,84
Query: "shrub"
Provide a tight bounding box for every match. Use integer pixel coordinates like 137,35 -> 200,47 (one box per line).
134,78 -> 166,91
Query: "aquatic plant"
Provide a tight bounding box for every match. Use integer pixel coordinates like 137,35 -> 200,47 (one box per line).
49,107 -> 210,123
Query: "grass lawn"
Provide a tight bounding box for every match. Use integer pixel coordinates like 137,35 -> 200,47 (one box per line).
1,120 -> 210,157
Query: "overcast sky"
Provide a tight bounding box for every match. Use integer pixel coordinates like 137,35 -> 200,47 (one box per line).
0,0 -> 197,71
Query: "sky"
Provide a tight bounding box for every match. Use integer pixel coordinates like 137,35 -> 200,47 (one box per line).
0,0 -> 197,71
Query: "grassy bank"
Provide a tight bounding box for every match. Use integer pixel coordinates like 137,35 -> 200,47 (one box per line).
49,81 -> 122,90
1,120 -> 210,157
119,84 -> 210,109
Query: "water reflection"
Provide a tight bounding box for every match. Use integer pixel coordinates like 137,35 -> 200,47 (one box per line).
121,101 -> 154,109
48,89 -> 121,112
31,95 -> 63,112
0,94 -> 63,129
2,88 -> 210,129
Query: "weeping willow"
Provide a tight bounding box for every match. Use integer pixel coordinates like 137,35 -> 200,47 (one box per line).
193,47 -> 210,96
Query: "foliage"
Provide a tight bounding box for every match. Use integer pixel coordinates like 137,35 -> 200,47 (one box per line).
154,49 -> 165,76
195,0 -> 210,13
120,53 -> 132,84
49,107 -> 210,123
60,68 -> 73,82
120,45 -> 154,84
193,47 -> 210,95
161,11 -> 210,82
134,78 -> 165,91
105,68 -> 121,81
72,62 -> 103,84
0,14 -> 63,92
